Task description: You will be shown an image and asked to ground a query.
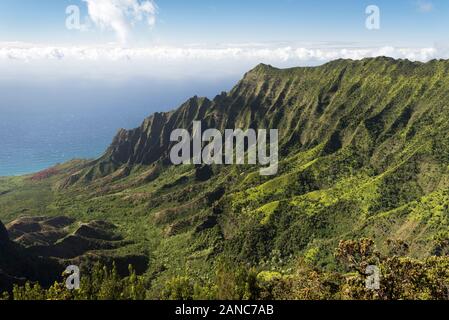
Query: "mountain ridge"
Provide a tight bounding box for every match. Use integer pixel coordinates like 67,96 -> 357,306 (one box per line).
2,57 -> 449,294
64,57 -> 449,187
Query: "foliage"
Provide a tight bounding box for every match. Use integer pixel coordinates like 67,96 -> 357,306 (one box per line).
3,264 -> 147,300
2,58 -> 449,300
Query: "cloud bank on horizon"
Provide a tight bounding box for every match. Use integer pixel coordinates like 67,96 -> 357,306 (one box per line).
0,42 -> 444,80
0,43 -> 440,63
1,0 -> 449,81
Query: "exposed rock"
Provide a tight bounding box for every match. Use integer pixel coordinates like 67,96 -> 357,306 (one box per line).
74,223 -> 122,241
6,217 -> 44,239
6,216 -> 74,242
0,216 -> 146,292
43,216 -> 75,228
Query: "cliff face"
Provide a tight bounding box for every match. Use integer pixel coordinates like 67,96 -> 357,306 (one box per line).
0,216 -> 149,292
3,57 -> 449,289
0,220 -> 8,244
67,57 -> 449,186
0,220 -> 18,291
61,58 -> 449,259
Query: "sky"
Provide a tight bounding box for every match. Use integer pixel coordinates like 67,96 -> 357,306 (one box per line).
1,0 -> 449,175
0,0 -> 449,96
0,0 -> 448,46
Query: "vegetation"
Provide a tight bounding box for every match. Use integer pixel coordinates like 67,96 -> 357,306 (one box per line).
1,58 -> 449,299
2,239 -> 448,300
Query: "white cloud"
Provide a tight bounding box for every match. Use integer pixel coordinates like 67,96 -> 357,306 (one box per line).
0,43 -> 441,63
0,42 -> 445,81
83,0 -> 157,44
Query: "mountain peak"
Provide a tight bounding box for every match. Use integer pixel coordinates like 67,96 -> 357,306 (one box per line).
248,63 -> 277,73
62,57 -> 449,186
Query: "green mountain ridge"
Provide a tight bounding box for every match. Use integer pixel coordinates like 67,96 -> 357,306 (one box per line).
1,57 -> 449,296
66,57 -> 449,183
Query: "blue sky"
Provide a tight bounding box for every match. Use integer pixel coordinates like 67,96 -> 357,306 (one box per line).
0,0 -> 448,83
1,0 -> 449,176
0,0 -> 447,46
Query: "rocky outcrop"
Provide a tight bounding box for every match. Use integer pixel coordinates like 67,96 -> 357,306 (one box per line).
0,216 -> 148,292
7,216 -> 129,259
7,216 -> 75,245
63,58 -> 449,187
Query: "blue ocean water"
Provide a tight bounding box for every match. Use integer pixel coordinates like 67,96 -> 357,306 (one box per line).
0,103 -> 149,176
0,77 -> 236,176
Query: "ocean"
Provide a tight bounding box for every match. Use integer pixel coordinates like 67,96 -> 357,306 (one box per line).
0,77 -> 236,176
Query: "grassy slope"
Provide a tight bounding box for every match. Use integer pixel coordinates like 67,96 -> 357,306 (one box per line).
1,58 -> 449,296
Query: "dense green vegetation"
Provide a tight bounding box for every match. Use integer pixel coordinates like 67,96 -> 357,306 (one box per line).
3,239 -> 448,300
1,57 -> 449,299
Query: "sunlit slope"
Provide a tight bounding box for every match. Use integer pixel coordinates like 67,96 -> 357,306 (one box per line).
2,57 -> 449,289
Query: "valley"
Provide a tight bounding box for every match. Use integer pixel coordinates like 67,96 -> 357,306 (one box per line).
1,57 -> 449,299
